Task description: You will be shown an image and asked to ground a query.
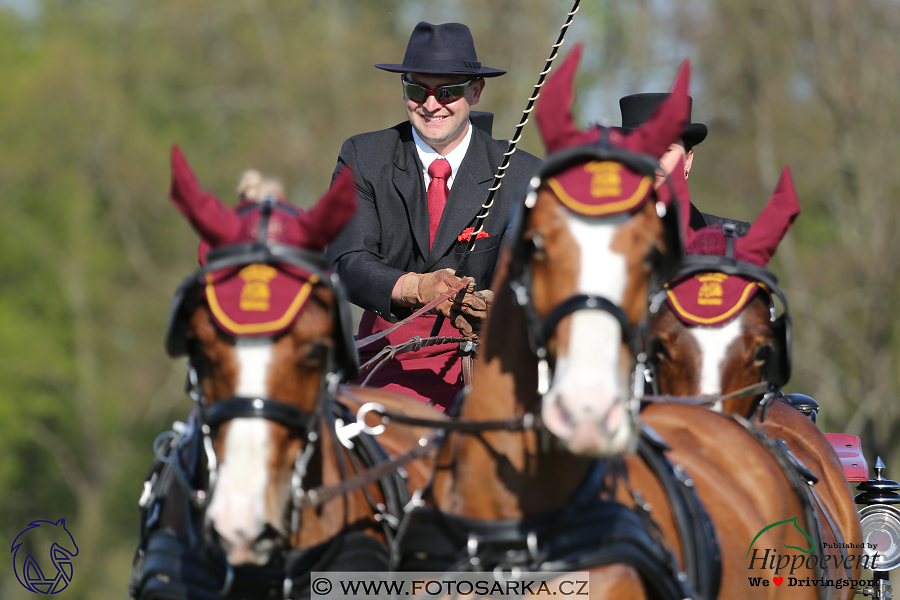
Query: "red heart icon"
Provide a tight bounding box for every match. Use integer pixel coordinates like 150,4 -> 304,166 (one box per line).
773,577 -> 783,586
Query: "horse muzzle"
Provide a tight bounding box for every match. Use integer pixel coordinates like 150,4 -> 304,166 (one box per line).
542,382 -> 637,457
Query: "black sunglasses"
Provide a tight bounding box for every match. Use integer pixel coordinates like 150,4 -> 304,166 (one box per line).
402,77 -> 476,105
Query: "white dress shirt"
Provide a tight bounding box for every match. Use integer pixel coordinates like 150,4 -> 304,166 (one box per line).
411,121 -> 473,191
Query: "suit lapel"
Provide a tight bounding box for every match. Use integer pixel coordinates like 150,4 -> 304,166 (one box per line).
393,126 -> 430,257
426,128 -> 498,269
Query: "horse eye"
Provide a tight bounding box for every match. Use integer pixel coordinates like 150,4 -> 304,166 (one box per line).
527,232 -> 546,260
754,344 -> 773,366
644,246 -> 663,267
301,342 -> 329,367
652,340 -> 670,362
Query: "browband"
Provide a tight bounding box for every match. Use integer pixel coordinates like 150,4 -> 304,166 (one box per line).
532,142 -> 660,184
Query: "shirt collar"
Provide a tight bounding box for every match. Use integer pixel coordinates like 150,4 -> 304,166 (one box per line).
411,121 -> 473,189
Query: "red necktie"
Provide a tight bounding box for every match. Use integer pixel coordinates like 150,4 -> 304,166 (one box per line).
427,158 -> 452,249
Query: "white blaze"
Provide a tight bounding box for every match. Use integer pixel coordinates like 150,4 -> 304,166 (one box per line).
542,214 -> 633,455
691,317 -> 743,400
207,337 -> 274,564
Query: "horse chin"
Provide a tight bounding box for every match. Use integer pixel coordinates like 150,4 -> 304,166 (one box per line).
226,544 -> 272,566
205,517 -> 287,567
542,396 -> 637,457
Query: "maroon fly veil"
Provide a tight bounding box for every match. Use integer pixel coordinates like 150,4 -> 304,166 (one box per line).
164,145 -> 360,379
513,42 -> 695,289
665,167 -> 800,387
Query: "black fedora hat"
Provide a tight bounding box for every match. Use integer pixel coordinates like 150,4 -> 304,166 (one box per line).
375,22 -> 506,78
619,93 -> 707,148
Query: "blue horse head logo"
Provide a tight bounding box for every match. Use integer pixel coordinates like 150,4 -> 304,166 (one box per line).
11,519 -> 79,594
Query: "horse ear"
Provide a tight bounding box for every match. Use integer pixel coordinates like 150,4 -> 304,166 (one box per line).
735,166 -> 800,266
295,166 -> 357,251
169,145 -> 242,247
535,43 -> 599,154
622,60 -> 691,159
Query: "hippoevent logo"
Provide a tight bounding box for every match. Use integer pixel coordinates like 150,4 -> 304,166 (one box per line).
746,516 -> 878,590
10,519 -> 79,594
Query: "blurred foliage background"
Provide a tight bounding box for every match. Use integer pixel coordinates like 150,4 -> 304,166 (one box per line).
1,0 -> 898,597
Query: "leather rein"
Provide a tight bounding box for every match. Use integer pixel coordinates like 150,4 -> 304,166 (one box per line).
642,381 -> 778,421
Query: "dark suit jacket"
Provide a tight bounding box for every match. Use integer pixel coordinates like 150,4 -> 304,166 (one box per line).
327,121 -> 542,322
691,203 -> 751,236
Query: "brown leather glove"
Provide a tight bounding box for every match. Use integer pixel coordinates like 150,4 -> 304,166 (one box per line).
400,269 -> 487,319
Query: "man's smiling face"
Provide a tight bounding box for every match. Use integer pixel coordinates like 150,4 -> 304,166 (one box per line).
403,73 -> 484,155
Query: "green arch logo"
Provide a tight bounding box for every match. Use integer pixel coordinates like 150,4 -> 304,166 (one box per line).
746,516 -> 814,559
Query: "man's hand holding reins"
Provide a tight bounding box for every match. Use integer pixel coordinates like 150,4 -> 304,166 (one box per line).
397,269 -> 492,338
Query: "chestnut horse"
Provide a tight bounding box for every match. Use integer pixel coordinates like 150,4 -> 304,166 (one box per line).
647,167 -> 862,597
393,46 -> 838,600
129,148 -> 444,600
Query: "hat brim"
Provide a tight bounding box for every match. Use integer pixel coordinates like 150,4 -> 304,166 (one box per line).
619,122 -> 707,148
374,63 -> 506,77
681,123 -> 707,148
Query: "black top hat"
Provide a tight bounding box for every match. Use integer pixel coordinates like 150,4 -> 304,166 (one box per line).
619,93 -> 707,148
375,22 -> 506,78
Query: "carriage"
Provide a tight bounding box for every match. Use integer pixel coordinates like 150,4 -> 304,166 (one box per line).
128,40 -> 897,600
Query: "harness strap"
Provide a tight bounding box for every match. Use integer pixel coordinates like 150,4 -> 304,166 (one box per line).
460,354 -> 474,388
340,397 -> 541,433
394,502 -> 687,600
541,294 -> 633,345
131,528 -> 389,600
642,381 -> 771,408
359,335 -> 469,383
637,429 -> 722,600
295,429 -> 442,511
731,414 -> 832,600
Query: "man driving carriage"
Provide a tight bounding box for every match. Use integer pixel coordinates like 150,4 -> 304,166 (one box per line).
326,21 -> 541,411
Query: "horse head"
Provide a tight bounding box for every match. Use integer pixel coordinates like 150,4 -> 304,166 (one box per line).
164,145 -> 357,565
513,44 -> 690,456
650,167 -> 799,414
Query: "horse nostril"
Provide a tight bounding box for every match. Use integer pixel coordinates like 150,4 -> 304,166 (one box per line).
205,520 -> 223,545
254,524 -> 286,552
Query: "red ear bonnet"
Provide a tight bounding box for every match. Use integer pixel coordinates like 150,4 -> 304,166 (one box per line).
169,144 -> 356,258
733,167 -> 799,267
536,51 -> 692,221
684,166 -> 799,267
667,166 -> 800,327
168,145 -> 358,339
294,167 -> 357,252
170,145 -> 242,247
535,43 -> 600,154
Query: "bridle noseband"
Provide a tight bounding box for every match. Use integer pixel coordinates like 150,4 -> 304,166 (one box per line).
205,397 -> 320,433
540,294 -> 635,349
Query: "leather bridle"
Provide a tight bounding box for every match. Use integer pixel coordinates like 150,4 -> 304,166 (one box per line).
506,138 -> 682,400
644,241 -> 793,420
160,237 -> 376,596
